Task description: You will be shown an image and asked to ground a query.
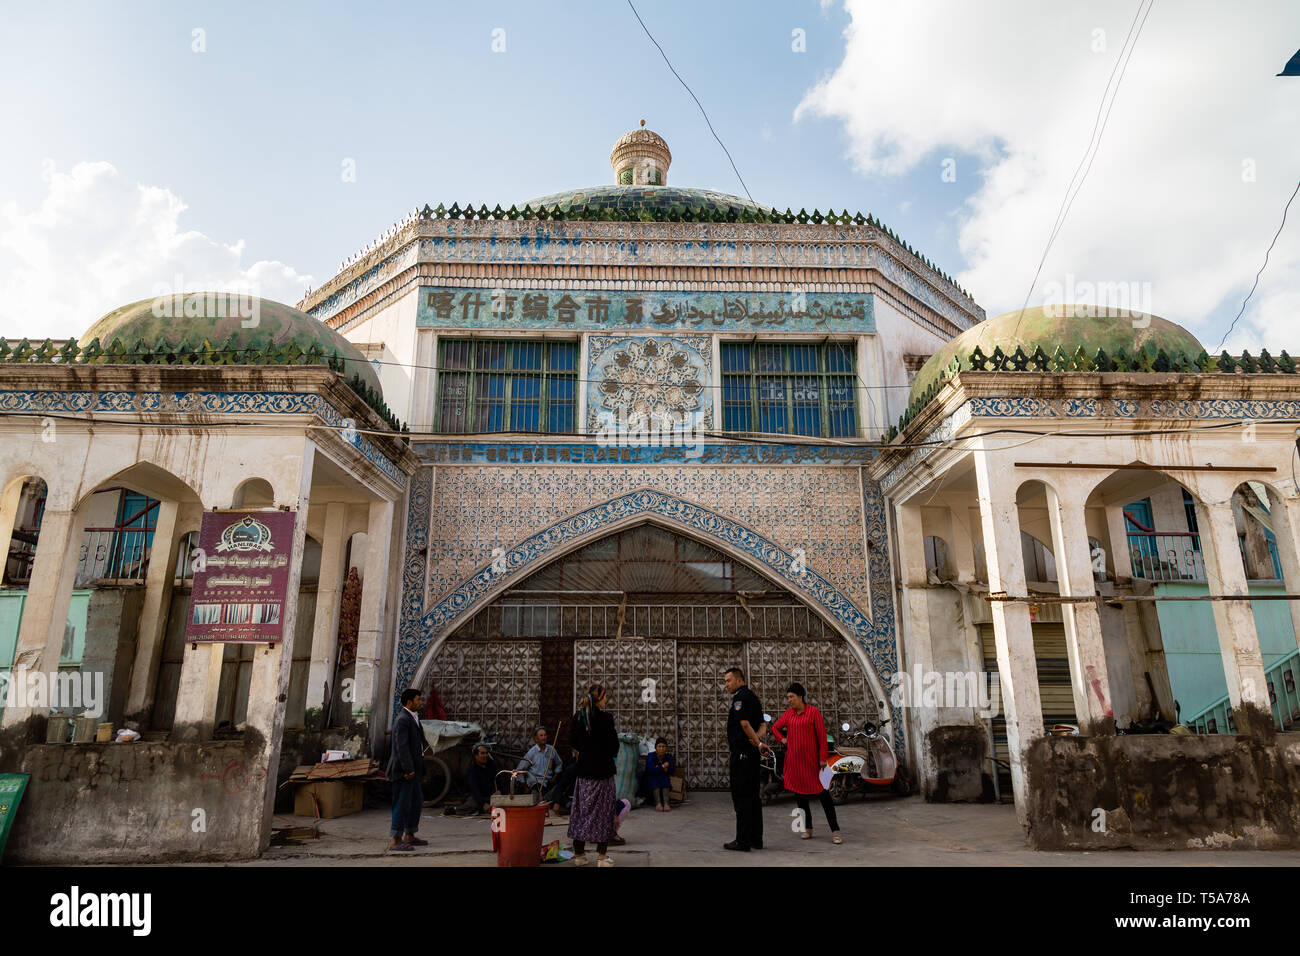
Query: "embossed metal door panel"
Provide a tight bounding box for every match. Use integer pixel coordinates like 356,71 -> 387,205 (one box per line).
429,641 -> 541,753
747,640 -> 876,739
572,639 -> 677,742
675,642 -> 743,789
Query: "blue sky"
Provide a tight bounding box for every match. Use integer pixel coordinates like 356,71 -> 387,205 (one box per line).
1,1 -> 1297,350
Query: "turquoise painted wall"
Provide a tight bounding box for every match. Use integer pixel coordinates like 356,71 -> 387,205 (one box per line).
1154,581 -> 1297,719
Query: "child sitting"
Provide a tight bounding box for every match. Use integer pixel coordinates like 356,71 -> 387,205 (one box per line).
645,738 -> 676,812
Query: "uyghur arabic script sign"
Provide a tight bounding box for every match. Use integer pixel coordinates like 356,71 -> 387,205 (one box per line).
416,286 -> 875,332
186,511 -> 297,643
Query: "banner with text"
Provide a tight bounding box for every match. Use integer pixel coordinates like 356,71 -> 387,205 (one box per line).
185,511 -> 297,644
416,286 -> 875,332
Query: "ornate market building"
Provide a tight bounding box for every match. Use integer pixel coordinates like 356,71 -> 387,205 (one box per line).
2,127 -> 1299,859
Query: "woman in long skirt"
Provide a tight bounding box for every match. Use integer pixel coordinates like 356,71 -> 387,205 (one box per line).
770,682 -> 842,844
568,683 -> 620,867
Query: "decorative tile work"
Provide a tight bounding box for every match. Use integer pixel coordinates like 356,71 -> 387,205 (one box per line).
585,334 -> 712,431
0,389 -> 407,487
303,220 -> 980,332
415,442 -> 878,467
398,466 -> 433,680
878,403 -> 972,494
1147,399 -> 1300,419
398,474 -> 895,717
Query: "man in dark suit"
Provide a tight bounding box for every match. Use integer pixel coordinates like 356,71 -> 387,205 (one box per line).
387,688 -> 427,851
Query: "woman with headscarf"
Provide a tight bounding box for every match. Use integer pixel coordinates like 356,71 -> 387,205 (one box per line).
567,683 -> 620,867
770,682 -> 842,844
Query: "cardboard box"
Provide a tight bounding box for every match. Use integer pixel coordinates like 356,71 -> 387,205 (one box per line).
294,780 -> 365,819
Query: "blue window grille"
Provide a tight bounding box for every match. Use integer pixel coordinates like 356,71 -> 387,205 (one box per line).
720,341 -> 857,438
436,339 -> 578,434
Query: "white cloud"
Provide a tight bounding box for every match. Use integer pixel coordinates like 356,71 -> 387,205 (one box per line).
798,0 -> 1300,353
0,161 -> 311,340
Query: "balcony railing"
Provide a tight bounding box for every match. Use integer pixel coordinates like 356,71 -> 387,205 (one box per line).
1127,532 -> 1206,582
7,527 -> 152,586
1184,647 -> 1300,734
78,528 -> 152,584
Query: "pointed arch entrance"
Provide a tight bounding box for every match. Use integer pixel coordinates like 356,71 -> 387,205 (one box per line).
405,490 -> 889,789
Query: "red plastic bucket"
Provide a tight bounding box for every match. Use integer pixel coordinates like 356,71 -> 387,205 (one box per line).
490,804 -> 548,867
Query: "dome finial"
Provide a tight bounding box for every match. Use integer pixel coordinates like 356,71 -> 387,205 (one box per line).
612,125 -> 671,186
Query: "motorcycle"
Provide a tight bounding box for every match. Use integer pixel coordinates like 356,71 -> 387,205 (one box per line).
827,718 -> 910,803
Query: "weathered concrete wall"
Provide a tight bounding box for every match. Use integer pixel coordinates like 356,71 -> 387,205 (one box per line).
1026,730 -> 1300,849
1,738 -> 267,863
926,725 -> 988,801
82,587 -> 145,727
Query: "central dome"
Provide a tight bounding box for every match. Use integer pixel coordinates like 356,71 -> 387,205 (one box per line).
523,125 -> 773,218
521,183 -> 773,218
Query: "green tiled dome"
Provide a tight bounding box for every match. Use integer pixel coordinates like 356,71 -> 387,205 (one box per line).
522,184 -> 773,218
82,294 -> 382,395
910,305 -> 1205,403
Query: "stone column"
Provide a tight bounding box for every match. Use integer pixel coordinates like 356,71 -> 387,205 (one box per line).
352,499 -> 394,724
894,502 -> 941,794
304,502 -> 348,726
124,500 -> 181,723
973,449 -> 1043,825
169,643 -> 225,741
1196,496 -> 1273,735
1,503 -> 87,731
1045,485 -> 1115,734
945,502 -> 984,674
1103,504 -> 1134,579
245,447 -> 315,852
0,479 -> 24,583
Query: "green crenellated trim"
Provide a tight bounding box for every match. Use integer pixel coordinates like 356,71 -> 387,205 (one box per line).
0,336 -> 407,434
409,202 -> 970,297
887,344 -> 1300,441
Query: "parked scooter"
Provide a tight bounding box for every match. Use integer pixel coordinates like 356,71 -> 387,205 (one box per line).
828,718 -> 910,803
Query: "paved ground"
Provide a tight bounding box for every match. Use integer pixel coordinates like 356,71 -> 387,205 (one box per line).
251,792 -> 1300,866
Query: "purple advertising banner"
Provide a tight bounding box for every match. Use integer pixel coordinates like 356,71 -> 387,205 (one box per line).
186,510 -> 298,643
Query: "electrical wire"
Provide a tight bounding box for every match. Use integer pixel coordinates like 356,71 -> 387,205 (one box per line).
1213,177 -> 1300,353
3,409 -> 1290,452
626,0 -> 756,209
1009,0 -> 1155,343
54,348 -> 918,393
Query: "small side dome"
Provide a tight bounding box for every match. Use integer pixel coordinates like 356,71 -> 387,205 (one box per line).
81,293 -> 382,396
909,304 -> 1205,404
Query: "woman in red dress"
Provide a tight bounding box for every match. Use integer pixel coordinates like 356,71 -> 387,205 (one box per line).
770,682 -> 842,844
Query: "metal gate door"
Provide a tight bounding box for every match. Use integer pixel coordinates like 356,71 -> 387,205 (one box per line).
746,640 -> 877,736
429,641 -> 541,752
675,642 -> 743,789
573,639 -> 677,741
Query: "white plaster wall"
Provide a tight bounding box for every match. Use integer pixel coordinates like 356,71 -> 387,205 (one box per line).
870,297 -> 957,428
1148,481 -> 1192,534
340,288 -> 420,425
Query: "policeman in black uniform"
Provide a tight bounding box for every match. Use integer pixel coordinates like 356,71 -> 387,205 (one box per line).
723,666 -> 768,851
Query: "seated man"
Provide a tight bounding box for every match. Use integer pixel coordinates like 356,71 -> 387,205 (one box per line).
515,726 -> 561,792
449,743 -> 497,816
543,756 -> 579,815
